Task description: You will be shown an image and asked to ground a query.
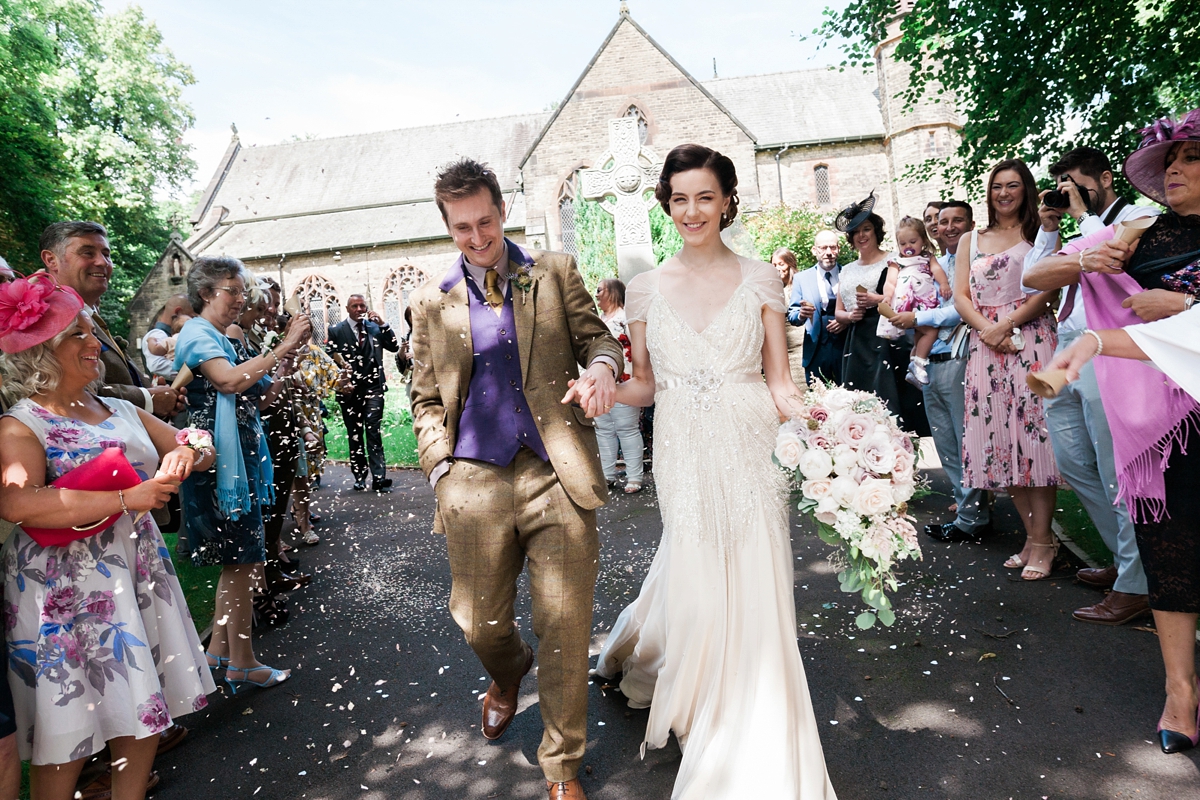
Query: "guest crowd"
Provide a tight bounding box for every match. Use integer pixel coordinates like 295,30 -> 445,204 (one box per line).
0,103 -> 1194,800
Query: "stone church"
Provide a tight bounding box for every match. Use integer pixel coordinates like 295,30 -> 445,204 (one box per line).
130,7 -> 958,351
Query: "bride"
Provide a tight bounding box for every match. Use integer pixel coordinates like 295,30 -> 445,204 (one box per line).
590,144 -> 838,798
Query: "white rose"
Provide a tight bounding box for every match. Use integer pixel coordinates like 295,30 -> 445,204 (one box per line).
774,432 -> 805,470
852,478 -> 895,517
892,480 -> 915,504
815,497 -> 840,525
801,478 -> 834,501
824,388 -> 855,411
832,445 -> 859,476
858,434 -> 897,474
797,447 -> 833,480
830,475 -> 860,506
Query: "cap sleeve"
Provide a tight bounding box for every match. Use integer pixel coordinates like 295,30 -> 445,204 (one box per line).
742,258 -> 787,314
624,270 -> 659,323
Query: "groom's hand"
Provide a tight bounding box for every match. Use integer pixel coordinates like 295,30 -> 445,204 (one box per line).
561,362 -> 616,418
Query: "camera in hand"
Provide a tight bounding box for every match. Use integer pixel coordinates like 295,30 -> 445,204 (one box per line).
1043,177 -> 1094,210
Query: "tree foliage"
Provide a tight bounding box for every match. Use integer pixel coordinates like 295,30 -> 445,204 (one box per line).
743,203 -> 856,267
817,0 -> 1200,192
572,198 -> 687,293
0,0 -> 194,334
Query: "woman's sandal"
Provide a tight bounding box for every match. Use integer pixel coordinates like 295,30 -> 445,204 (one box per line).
1003,553 -> 1026,569
225,665 -> 291,695
624,482 -> 642,494
205,651 -> 229,670
1021,541 -> 1060,581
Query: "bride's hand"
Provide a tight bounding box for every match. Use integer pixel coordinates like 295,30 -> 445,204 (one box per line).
772,388 -> 806,422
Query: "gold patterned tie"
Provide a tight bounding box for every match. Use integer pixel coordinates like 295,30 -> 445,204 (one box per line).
483,269 -> 504,308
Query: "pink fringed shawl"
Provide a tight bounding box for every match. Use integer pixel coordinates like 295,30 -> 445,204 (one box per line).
1080,268 -> 1200,521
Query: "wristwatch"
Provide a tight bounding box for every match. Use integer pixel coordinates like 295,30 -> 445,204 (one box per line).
1077,211 -> 1096,225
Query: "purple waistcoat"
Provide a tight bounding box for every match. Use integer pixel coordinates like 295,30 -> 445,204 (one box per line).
453,270 -> 548,465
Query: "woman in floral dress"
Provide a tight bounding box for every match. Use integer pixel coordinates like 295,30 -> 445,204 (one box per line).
954,159 -> 1061,579
292,335 -> 341,543
0,274 -> 214,798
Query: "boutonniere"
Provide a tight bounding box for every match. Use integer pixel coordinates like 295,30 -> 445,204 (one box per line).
509,263 -> 535,304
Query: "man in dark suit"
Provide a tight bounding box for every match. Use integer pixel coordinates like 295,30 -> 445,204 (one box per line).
40,221 -> 183,418
327,294 -> 399,491
787,229 -> 846,385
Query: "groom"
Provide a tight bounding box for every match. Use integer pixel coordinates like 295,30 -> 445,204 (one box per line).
408,158 -> 622,800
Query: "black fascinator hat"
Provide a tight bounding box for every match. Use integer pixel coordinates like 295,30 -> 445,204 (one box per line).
834,191 -> 877,232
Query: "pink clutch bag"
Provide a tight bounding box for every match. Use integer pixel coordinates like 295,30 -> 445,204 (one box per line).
22,448 -> 142,547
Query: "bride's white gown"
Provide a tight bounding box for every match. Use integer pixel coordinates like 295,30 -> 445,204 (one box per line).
596,257 -> 838,799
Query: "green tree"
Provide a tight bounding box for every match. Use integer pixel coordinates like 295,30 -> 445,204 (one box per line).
742,203 -> 854,266
572,197 -> 686,293
818,0 -> 1200,191
0,0 -> 195,335
649,203 -> 682,264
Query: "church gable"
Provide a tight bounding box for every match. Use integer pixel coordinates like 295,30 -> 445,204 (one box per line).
522,13 -> 760,251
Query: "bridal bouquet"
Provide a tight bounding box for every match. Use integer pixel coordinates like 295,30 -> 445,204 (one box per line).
774,383 -> 922,629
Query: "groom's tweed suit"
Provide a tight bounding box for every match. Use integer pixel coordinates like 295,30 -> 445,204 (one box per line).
408,240 -> 622,781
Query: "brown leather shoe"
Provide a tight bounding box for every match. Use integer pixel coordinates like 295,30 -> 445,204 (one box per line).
79,768 -> 160,800
1076,565 -> 1118,589
156,722 -> 187,755
1073,591 -> 1151,626
481,647 -> 534,741
546,778 -> 587,800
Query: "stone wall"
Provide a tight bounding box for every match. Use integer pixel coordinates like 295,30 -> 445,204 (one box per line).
522,18 -> 758,250
754,140 -> 896,233
127,235 -> 193,372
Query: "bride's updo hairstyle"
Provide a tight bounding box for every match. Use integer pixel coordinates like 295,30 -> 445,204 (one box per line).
655,144 -> 740,230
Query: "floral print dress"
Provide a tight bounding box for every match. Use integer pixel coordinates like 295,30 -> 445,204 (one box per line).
2,398 -> 215,764
961,235 -> 1060,489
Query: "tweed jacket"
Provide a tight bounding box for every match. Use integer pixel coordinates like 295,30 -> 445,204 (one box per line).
409,244 -> 624,512
93,313 -> 152,408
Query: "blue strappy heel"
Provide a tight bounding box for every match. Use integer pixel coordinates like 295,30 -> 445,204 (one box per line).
205,652 -> 229,670
224,665 -> 290,694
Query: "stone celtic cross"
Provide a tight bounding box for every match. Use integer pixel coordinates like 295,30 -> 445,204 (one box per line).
580,117 -> 662,281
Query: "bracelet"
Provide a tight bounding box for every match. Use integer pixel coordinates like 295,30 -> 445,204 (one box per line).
117,489 -> 129,515
1084,329 -> 1104,357
1078,250 -> 1086,272
266,349 -> 280,369
1185,294 -> 1196,311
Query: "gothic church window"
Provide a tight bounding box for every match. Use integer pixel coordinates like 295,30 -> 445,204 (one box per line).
291,274 -> 342,344
558,173 -> 580,259
814,165 -> 831,206
382,265 -> 429,336
624,105 -> 649,145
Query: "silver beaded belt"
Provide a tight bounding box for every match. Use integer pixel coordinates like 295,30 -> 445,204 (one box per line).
655,369 -> 762,393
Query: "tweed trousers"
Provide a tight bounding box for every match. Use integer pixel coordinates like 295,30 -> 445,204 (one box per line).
436,448 -> 599,782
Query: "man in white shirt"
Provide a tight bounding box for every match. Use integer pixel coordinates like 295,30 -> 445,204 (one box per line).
1023,147 -> 1157,626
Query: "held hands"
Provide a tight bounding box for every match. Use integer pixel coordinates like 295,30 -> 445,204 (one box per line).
980,319 -> 1018,354
855,289 -> 881,310
149,386 -> 183,417
1122,288 -> 1187,322
123,474 -> 180,513
1047,333 -> 1101,382
826,318 -> 846,334
560,362 -> 617,418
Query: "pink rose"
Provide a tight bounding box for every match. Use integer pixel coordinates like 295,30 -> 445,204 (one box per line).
892,450 -> 915,483
858,435 -> 897,474
809,406 -> 830,423
41,586 -> 79,626
774,431 -> 805,470
837,413 -> 875,448
801,478 -> 834,501
815,497 -> 840,525
806,432 -> 834,451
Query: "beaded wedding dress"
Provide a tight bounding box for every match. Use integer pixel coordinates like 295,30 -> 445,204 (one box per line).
596,257 -> 837,799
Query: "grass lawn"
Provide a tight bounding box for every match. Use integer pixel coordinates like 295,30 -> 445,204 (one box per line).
323,387 -> 419,468
161,531 -> 220,631
1055,488 -> 1113,567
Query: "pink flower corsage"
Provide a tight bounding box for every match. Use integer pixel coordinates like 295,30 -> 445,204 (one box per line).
0,277 -> 54,336
175,427 -> 214,453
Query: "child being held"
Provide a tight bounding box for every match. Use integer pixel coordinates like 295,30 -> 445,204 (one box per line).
875,216 -> 951,386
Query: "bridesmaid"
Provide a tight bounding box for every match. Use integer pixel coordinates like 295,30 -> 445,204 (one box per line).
954,159 -> 1061,579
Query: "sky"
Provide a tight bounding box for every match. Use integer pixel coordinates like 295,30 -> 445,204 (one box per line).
102,0 -> 853,197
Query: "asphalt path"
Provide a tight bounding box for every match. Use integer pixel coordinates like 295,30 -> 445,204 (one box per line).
152,463 -> 1200,799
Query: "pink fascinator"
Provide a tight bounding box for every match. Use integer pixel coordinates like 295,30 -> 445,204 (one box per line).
0,272 -> 85,354
1123,108 -> 1200,206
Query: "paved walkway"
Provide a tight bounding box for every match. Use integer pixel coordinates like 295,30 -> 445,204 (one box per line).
153,465 -> 1200,799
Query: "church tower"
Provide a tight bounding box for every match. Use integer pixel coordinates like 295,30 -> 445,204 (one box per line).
875,1 -> 963,223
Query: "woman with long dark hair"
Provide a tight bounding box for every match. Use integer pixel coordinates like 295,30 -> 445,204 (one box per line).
954,159 -> 1060,579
